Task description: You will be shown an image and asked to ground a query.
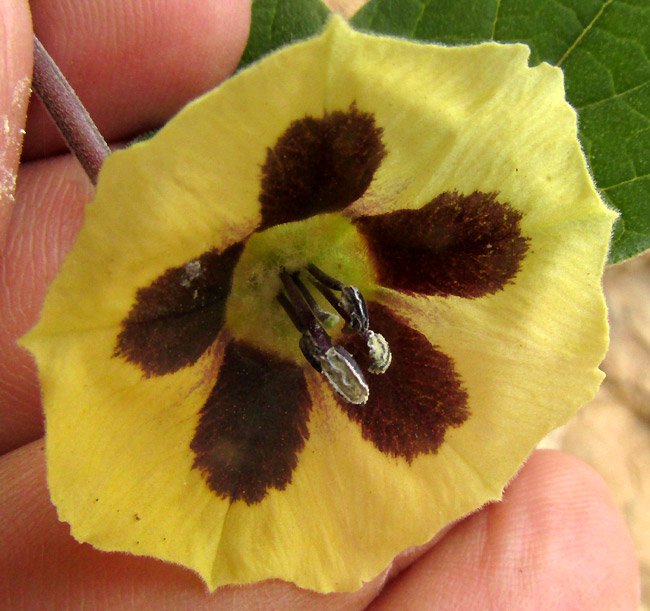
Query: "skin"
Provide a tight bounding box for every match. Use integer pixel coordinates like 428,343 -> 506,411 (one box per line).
0,0 -> 641,608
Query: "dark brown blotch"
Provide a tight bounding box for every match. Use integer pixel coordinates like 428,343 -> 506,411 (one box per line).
337,302 -> 469,462
114,242 -> 244,377
190,339 -> 311,505
354,191 -> 529,298
258,103 -> 386,230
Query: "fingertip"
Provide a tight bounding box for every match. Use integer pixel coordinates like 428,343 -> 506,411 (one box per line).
517,450 -> 641,609
0,0 -> 32,244
368,449 -> 640,610
0,440 -> 380,610
0,156 -> 91,454
24,0 -> 252,157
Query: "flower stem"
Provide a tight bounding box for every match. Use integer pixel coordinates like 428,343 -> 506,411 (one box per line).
32,35 -> 110,184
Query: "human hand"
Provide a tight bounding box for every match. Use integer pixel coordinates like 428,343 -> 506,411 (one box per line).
0,0 -> 640,608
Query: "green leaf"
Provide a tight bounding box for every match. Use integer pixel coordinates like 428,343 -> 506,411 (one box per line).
238,0 -> 331,69
351,0 -> 650,263
351,0 -> 500,43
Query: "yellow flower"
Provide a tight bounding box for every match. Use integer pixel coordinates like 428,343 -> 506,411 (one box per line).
21,17 -> 616,593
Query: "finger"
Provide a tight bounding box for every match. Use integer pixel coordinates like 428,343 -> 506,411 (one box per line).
367,449 -> 640,610
2,0 -> 251,454
24,0 -> 251,160
0,156 -> 92,454
0,0 -> 32,244
0,440 -> 427,610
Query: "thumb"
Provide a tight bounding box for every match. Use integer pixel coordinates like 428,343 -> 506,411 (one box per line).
0,0 -> 32,246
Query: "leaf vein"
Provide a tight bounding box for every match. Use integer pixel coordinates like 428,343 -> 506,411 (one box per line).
602,173 -> 650,191
577,78 -> 650,113
268,0 -> 280,45
490,0 -> 502,41
557,0 -> 614,67
410,0 -> 430,39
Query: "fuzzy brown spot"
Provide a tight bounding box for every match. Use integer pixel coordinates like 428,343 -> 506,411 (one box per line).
114,242 -> 244,377
337,302 -> 468,462
354,191 -> 529,298
191,340 -> 310,505
258,104 -> 386,230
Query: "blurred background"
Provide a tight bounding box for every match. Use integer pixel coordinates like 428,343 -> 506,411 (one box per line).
325,0 -> 649,604
540,250 -> 650,608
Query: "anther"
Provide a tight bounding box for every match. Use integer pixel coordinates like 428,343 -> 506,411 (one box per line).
307,264 -> 391,374
320,345 -> 369,405
365,330 -> 391,374
278,271 -> 369,404
307,264 -> 369,333
299,332 -> 323,373
340,286 -> 369,333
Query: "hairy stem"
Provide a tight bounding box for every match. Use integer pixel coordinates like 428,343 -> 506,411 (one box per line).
32,35 -> 110,184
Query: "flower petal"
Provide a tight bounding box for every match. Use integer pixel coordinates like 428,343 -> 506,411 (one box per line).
115,242 -> 243,377
354,191 -> 529,298
20,16 -> 618,595
258,104 -> 386,229
191,339 -> 311,504
336,301 -> 469,460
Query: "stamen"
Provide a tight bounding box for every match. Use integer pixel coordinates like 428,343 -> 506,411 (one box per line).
306,263 -> 344,291
299,332 -> 323,373
277,292 -> 323,372
308,279 -> 349,322
307,265 -> 392,374
307,264 -> 368,332
320,346 -> 369,405
280,272 -> 330,354
277,292 -> 305,333
291,273 -> 339,328
340,286 -> 369,333
278,271 -> 368,404
365,330 -> 392,374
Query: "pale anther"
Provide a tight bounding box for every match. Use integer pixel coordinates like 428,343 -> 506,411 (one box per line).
365,330 -> 392,374
320,346 -> 369,405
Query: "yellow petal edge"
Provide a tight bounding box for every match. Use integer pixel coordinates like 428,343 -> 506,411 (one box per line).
21,17 -> 617,593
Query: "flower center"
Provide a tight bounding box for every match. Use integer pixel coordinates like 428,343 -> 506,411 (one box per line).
225,214 -> 390,402
277,265 -> 391,404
